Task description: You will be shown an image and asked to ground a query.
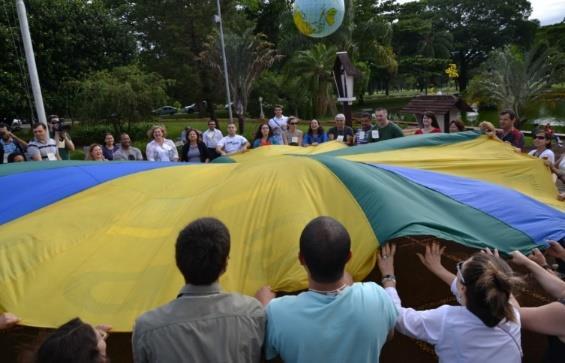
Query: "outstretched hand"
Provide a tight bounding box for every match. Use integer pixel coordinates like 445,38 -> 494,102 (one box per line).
377,243 -> 396,276
416,242 -> 445,273
509,250 -> 531,267
547,240 -> 565,260
481,247 -> 500,257
0,312 -> 19,330
255,285 -> 276,307
528,248 -> 548,267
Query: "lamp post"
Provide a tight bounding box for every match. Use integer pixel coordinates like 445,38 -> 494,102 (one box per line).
214,0 -> 233,123
259,96 -> 265,120
333,51 -> 360,127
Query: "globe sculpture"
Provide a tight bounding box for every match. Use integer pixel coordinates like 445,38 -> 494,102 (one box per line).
293,0 -> 345,38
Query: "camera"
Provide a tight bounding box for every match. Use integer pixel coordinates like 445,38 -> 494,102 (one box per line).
52,118 -> 71,132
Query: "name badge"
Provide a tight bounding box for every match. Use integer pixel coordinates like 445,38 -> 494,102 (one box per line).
372,130 -> 380,139
291,136 -> 298,144
337,135 -> 344,142
47,152 -> 57,161
358,131 -> 365,140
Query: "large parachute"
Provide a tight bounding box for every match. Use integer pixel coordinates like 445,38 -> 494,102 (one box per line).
1,131 -> 563,331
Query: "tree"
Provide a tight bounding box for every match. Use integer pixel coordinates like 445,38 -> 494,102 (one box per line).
288,43 -> 337,117
74,65 -> 168,134
470,45 -> 561,123
426,0 -> 538,91
199,24 -> 282,130
0,0 -> 136,118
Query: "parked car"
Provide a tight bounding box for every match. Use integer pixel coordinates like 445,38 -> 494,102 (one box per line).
183,104 -> 197,113
152,106 -> 178,116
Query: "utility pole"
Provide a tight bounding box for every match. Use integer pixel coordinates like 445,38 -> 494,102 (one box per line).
15,0 -> 47,130
215,0 -> 233,123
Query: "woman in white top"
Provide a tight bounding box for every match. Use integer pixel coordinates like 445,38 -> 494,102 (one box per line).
528,130 -> 555,164
378,243 -> 523,363
146,125 -> 179,162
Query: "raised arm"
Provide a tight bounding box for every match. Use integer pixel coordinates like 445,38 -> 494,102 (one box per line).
416,242 -> 455,286
510,250 -> 565,300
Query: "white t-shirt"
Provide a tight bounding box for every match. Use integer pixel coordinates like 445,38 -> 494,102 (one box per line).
202,129 -> 223,148
528,149 -> 555,164
385,281 -> 522,363
268,116 -> 288,136
146,139 -> 179,162
217,135 -> 248,154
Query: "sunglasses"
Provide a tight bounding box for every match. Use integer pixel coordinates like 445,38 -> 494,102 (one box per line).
290,122 -> 298,125
535,136 -> 546,140
456,261 -> 466,285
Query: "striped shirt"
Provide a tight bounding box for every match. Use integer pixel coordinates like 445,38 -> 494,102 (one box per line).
27,138 -> 58,160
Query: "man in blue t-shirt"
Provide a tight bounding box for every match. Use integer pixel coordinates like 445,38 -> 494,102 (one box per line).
256,216 -> 397,363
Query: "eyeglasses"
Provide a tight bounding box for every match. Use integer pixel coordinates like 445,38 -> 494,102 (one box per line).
535,136 -> 546,140
290,122 -> 298,125
456,261 -> 466,285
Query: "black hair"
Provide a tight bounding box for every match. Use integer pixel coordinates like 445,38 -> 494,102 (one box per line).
423,111 -> 440,128
307,120 -> 324,136
8,152 -> 26,162
299,216 -> 351,283
449,119 -> 465,132
36,318 -> 103,363
253,123 -> 273,143
499,109 -> 517,121
176,218 -> 231,285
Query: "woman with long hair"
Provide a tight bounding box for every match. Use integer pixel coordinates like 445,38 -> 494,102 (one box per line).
415,112 -> 441,134
302,119 -> 327,146
252,123 -> 279,148
378,242 -> 523,362
101,133 -> 118,161
180,128 -> 209,163
283,117 -> 303,146
146,125 -> 179,162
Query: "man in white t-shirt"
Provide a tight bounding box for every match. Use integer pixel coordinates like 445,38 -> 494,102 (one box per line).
202,119 -> 223,160
268,105 -> 288,145
216,123 -> 250,156
27,123 -> 60,161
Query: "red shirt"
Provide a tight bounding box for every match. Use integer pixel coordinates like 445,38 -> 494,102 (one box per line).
415,128 -> 441,135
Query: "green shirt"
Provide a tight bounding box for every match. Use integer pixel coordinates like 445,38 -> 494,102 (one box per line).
368,122 -> 404,142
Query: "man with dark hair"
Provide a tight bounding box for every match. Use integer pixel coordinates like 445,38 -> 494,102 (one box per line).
132,218 -> 264,363
113,133 -> 143,161
355,112 -> 373,145
268,105 -> 288,144
496,110 -> 524,150
27,123 -> 60,161
0,123 -> 27,164
256,216 -> 397,363
368,108 -> 404,142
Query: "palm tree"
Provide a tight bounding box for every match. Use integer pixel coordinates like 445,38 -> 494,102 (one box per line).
288,43 -> 337,117
199,27 -> 282,130
477,44 -> 559,123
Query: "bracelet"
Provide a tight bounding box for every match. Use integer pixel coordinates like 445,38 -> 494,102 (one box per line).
382,274 -> 396,284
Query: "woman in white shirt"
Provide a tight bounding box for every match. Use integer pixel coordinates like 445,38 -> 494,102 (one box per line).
146,125 -> 179,162
528,131 -> 555,164
378,243 -> 523,363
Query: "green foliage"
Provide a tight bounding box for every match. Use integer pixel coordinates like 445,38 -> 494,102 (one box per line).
74,65 -> 169,133
469,44 -> 561,123
0,0 -> 136,118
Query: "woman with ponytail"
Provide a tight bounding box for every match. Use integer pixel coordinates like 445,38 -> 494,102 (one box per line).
378,242 -> 522,362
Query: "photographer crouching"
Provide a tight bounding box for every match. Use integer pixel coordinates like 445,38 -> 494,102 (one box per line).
48,115 -> 75,160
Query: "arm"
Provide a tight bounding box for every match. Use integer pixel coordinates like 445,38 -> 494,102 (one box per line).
170,140 -> 179,161
241,141 -> 251,153
378,243 -> 443,344
10,132 -> 28,148
180,144 -> 188,162
282,132 -> 288,145
28,144 -> 42,161
132,327 -> 149,363
510,250 -> 565,299
346,134 -> 354,146
520,302 -> 565,337
146,144 -> 155,161
416,242 -> 455,286
255,286 -> 276,307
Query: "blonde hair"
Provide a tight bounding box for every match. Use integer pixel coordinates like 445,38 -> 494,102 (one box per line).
87,143 -> 104,161
147,125 -> 167,139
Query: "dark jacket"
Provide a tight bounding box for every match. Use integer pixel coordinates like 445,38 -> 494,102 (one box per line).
180,141 -> 209,163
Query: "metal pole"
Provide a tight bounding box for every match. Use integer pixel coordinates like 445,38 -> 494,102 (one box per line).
15,0 -> 47,129
215,0 -> 233,123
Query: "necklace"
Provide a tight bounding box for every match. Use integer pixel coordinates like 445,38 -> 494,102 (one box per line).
308,284 -> 348,296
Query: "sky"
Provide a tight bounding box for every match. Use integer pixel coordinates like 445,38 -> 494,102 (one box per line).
396,0 -> 565,26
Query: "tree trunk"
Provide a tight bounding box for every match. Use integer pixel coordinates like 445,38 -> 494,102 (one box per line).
457,61 -> 469,91
237,113 -> 245,134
